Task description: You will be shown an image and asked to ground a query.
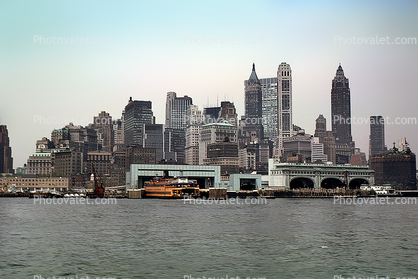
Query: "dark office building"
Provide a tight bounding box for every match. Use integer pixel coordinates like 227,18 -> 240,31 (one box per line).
164,128 -> 186,164
205,141 -> 239,175
124,98 -> 153,146
52,149 -> 83,177
143,124 -> 164,162
369,116 -> 387,158
331,64 -> 354,164
203,106 -> 221,124
244,63 -> 263,141
0,125 -> 13,174
125,145 -> 156,168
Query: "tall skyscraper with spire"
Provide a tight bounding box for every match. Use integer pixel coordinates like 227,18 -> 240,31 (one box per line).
277,62 -> 293,158
243,63 -> 263,142
331,64 -> 355,164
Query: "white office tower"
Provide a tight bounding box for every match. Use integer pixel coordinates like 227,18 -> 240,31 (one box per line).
276,62 -> 293,159
185,105 -> 203,165
311,137 -> 328,163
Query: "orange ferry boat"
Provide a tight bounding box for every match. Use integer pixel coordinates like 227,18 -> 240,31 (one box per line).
144,177 -> 200,198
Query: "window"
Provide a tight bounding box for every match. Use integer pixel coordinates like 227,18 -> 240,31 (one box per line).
282,95 -> 290,110
282,80 -> 290,92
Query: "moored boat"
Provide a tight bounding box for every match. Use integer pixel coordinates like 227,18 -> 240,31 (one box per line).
144,177 -> 200,198
360,185 -> 399,196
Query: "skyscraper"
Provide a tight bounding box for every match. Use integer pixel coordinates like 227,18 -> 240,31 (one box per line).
203,106 -> 221,124
245,64 -> 262,120
185,105 -> 203,165
331,64 -> 354,164
260,77 -> 278,142
311,137 -> 328,163
124,97 -> 153,147
314,114 -> 336,164
0,125 -> 13,174
165,92 -> 193,129
277,62 -> 293,157
164,92 -> 192,164
244,63 -> 263,141
113,111 -> 124,152
143,124 -> 164,162
93,111 -> 114,152
369,115 -> 386,158
219,101 -> 238,126
199,122 -> 238,165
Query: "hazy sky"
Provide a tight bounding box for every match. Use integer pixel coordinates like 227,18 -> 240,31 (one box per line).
1,0 -> 417,168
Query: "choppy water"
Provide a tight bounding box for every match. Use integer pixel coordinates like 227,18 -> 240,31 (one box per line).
0,197 -> 417,279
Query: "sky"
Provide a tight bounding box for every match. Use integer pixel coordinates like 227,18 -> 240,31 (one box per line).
1,0 -> 417,168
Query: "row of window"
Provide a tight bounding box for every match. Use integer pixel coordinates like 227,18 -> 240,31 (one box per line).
271,170 -> 371,176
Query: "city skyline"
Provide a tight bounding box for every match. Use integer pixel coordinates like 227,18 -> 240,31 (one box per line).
1,1 -> 417,168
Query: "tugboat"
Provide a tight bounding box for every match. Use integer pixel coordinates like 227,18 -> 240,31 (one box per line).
144,177 -> 200,198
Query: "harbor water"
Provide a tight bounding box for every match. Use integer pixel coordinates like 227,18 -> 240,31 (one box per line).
0,197 -> 417,279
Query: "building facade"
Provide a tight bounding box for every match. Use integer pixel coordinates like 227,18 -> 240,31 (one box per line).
331,64 -> 355,164
86,150 -> 112,177
260,77 -> 278,142
370,144 -> 416,190
277,62 -> 293,157
93,111 -> 114,152
113,111 -> 125,152
165,92 -> 193,130
268,159 -> 374,189
311,137 -> 328,163
350,148 -> 367,166
369,115 -> 386,158
244,63 -> 263,142
27,153 -> 52,175
199,123 -> 238,165
126,164 -> 221,190
203,106 -> 221,124
124,98 -> 153,147
66,124 -> 100,161
143,124 -> 164,162
164,92 -> 192,164
0,177 -> 69,192
314,115 -> 336,164
0,125 -> 13,174
204,141 -> 239,175
52,149 -> 83,177
36,137 -> 54,153
125,144 -> 156,168
219,101 -> 238,126
185,105 -> 203,165
282,130 -> 312,163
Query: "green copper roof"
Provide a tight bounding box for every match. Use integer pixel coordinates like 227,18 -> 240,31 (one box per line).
202,122 -> 235,127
